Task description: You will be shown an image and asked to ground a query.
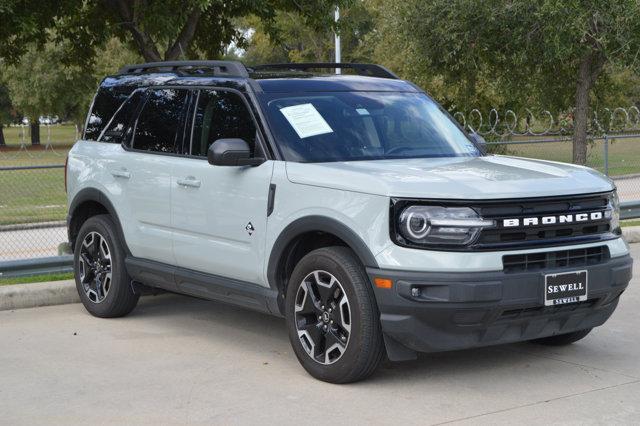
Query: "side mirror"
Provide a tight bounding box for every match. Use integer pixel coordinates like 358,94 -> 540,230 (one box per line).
469,132 -> 487,155
207,138 -> 265,166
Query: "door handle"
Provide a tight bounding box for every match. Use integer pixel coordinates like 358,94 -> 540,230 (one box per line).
177,177 -> 201,188
110,169 -> 131,179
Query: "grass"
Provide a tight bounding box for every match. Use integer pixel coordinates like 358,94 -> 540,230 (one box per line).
621,219 -> 640,228
0,165 -> 67,225
0,125 -> 71,226
0,272 -> 74,286
2,124 -> 78,147
496,135 -> 640,176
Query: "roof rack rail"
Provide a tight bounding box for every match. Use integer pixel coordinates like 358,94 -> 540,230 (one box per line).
118,60 -> 249,78
251,63 -> 399,79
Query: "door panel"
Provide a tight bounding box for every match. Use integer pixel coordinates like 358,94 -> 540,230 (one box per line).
121,88 -> 189,265
171,88 -> 273,285
171,159 -> 274,284
119,151 -> 175,264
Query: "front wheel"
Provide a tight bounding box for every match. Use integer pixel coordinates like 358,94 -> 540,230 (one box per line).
285,246 -> 384,383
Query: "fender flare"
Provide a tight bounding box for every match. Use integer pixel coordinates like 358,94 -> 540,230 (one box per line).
67,188 -> 130,254
266,215 -> 379,292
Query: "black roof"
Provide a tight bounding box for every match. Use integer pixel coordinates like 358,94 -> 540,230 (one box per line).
105,61 -> 419,93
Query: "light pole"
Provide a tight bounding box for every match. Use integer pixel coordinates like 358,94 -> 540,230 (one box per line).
334,6 -> 341,74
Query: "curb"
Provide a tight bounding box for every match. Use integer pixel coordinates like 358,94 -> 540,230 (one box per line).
0,280 -> 79,311
0,221 -> 66,232
622,226 -> 640,244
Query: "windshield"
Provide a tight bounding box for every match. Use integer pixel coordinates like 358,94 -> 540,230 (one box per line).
260,91 -> 480,163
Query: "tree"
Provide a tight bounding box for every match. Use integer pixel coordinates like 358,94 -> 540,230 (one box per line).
3,38 -> 140,144
372,0 -> 640,164
4,42 -> 91,144
238,3 -> 375,65
0,1 -> 78,63
0,0 -> 351,65
368,0 -> 508,112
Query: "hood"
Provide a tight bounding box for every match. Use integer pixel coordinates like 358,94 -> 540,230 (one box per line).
285,156 -> 615,199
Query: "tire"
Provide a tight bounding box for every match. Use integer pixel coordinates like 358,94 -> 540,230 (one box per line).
285,246 -> 384,383
531,328 -> 593,346
73,214 -> 139,318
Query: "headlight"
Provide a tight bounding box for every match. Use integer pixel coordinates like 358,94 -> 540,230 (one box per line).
397,205 -> 495,246
608,191 -> 620,234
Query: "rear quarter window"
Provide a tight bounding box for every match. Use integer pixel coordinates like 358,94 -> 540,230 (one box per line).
98,90 -> 145,145
84,83 -> 136,141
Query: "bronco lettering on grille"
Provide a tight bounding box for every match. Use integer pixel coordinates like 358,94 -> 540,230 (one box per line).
503,211 -> 604,227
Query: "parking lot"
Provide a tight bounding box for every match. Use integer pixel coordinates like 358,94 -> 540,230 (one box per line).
1,244 -> 638,425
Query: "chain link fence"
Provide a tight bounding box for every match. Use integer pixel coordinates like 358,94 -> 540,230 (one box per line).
0,164 -> 67,261
0,124 -> 73,273
453,107 -> 640,201
2,116 -> 640,273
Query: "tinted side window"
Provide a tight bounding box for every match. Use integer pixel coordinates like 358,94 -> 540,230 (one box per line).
191,90 -> 256,157
98,90 -> 145,145
133,89 -> 188,153
85,83 -> 135,141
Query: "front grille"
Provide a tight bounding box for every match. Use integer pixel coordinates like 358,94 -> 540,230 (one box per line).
503,246 -> 609,273
475,192 -> 614,249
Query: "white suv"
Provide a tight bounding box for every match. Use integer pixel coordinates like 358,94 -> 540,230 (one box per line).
66,61 -> 632,383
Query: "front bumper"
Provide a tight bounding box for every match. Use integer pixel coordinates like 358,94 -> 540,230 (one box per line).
367,254 -> 632,361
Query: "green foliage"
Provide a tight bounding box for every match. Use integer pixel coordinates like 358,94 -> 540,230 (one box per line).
240,2 -> 374,65
4,41 -> 95,126
3,38 -> 141,126
0,0 -> 352,64
0,0 -> 78,63
372,0 -> 640,111
371,0 -> 640,164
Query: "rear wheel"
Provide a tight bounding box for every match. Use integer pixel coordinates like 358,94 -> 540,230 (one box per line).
285,246 -> 384,383
74,215 -> 139,318
531,328 -> 592,346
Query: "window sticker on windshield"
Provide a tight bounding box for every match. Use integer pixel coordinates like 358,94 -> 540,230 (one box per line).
279,103 -> 333,139
356,108 -> 370,116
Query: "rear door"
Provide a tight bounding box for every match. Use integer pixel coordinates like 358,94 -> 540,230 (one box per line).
117,87 -> 190,265
170,88 -> 274,285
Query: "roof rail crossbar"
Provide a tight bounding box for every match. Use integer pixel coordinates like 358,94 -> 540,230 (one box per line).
251,63 -> 399,79
118,60 -> 249,78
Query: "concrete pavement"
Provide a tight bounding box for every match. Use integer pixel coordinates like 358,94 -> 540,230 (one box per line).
1,247 -> 639,425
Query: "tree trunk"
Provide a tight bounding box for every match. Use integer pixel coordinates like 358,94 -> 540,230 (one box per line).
572,51 -> 605,165
30,122 -> 40,145
0,123 -> 5,146
572,58 -> 591,165
109,0 -> 203,62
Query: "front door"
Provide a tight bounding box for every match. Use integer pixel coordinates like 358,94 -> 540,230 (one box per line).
171,89 -> 274,285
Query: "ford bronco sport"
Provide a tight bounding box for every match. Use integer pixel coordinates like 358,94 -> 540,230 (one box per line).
66,61 -> 632,383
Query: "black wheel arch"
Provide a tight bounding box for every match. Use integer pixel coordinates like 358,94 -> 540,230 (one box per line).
267,215 -> 379,312
67,188 -> 129,255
